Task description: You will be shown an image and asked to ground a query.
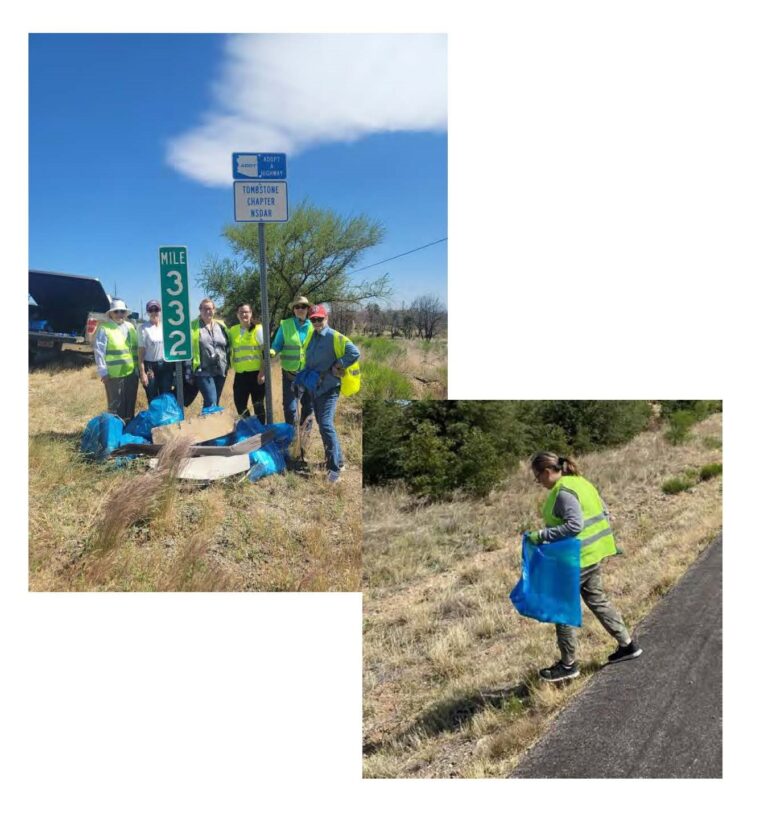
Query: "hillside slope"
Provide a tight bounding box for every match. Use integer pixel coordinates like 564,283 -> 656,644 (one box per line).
363,413 -> 722,778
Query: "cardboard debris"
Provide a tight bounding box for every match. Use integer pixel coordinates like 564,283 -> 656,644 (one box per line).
151,410 -> 236,445
149,454 -> 252,480
110,429 -> 275,460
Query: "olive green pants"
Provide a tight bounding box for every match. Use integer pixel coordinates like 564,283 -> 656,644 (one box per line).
556,562 -> 631,665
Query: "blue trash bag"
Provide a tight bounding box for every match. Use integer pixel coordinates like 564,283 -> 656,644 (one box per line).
80,413 -> 125,460
234,416 -> 267,442
509,534 -> 582,627
148,393 -> 184,427
201,432 -> 236,447
124,410 -> 154,441
267,422 -> 295,452
118,432 -> 151,448
294,368 -> 320,393
247,441 -> 286,482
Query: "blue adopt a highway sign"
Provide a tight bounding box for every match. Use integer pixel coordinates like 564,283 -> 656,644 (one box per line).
232,153 -> 287,180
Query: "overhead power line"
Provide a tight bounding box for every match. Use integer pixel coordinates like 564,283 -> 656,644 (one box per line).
350,237 -> 447,274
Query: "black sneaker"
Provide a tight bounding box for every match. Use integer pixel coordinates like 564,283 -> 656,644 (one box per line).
607,640 -> 643,664
539,661 -> 580,683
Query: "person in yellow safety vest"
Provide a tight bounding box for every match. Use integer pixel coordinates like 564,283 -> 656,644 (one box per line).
228,302 -> 266,423
93,298 -> 139,422
270,295 -> 314,427
527,452 -> 643,683
189,298 -> 230,409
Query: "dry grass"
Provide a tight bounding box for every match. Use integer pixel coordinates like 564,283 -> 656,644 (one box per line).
362,413 -> 723,777
29,355 -> 361,592
355,336 -> 447,398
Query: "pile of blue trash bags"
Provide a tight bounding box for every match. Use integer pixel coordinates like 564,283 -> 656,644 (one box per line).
509,533 -> 583,627
80,394 -> 293,483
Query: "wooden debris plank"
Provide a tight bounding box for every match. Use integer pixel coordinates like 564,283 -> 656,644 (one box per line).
151,410 -> 236,445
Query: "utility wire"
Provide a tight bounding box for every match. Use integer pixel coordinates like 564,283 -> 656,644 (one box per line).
350,237 -> 447,274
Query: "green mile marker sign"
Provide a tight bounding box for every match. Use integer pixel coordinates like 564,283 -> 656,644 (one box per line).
159,246 -> 192,362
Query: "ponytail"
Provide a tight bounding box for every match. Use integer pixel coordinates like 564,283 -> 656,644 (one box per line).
531,451 -> 581,477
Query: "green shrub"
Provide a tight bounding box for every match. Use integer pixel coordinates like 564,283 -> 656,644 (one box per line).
662,477 -> 695,495
665,410 -> 697,445
353,336 -> 405,363
362,360 -> 413,399
703,435 -> 722,450
658,400 -> 722,419
699,462 -> 723,481
516,400 -> 653,452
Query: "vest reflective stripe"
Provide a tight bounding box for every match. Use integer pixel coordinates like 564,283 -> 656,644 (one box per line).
228,325 -> 263,373
102,322 -> 137,378
191,318 -> 228,372
279,318 -> 313,372
332,330 -> 361,396
542,475 -> 617,568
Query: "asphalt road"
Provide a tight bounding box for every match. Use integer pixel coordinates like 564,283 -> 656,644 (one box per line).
512,534 -> 722,778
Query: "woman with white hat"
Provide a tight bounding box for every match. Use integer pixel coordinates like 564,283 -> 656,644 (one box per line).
93,298 -> 139,422
138,300 -> 174,403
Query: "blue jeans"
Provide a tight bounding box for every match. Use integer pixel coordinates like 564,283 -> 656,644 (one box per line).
312,385 -> 343,473
282,369 -> 314,426
195,372 -> 225,408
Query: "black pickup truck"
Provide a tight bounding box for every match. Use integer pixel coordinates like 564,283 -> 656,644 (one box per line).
29,269 -> 112,364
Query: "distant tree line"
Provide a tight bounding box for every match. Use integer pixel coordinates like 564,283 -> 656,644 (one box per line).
363,400 -> 722,500
325,296 -> 447,340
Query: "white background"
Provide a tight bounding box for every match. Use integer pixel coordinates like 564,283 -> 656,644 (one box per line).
5,2 -> 767,811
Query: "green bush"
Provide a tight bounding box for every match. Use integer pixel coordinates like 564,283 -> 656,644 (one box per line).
362,360 -> 413,399
353,336 -> 405,363
516,400 -> 653,452
703,435 -> 722,450
665,410 -> 697,445
662,477 -> 695,495
363,400 -> 661,501
658,400 -> 722,420
700,462 -> 723,481
362,400 -> 408,485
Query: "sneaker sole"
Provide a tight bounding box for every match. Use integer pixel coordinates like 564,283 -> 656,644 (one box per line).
607,648 -> 643,664
540,670 -> 580,683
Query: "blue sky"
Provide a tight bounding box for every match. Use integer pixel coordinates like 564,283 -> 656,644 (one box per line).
29,33 -> 447,315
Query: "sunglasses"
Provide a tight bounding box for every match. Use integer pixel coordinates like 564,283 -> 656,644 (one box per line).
309,317 -> 325,324
293,304 -> 308,309
112,310 -> 127,315
147,307 -> 161,313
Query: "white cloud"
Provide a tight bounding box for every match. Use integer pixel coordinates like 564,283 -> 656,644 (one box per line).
166,33 -> 447,187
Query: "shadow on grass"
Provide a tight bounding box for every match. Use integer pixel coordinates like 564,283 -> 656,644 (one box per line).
363,674 -> 537,756
363,660 -> 603,756
29,349 -> 94,371
30,430 -> 83,446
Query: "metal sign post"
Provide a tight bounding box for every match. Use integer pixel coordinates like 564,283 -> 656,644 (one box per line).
159,246 -> 192,413
258,222 -> 273,425
232,152 -> 288,427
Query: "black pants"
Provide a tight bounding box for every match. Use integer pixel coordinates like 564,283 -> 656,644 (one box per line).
233,370 -> 266,423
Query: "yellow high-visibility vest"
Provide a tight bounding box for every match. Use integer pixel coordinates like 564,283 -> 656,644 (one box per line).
542,475 -> 618,568
102,321 -> 138,378
332,330 -> 361,396
229,324 -> 263,373
279,318 -> 313,372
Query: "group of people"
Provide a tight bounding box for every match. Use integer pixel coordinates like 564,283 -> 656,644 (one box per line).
93,294 -> 360,481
